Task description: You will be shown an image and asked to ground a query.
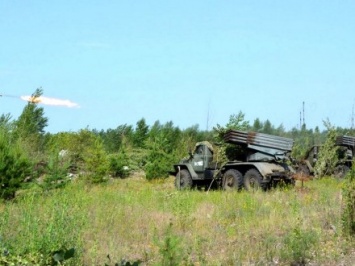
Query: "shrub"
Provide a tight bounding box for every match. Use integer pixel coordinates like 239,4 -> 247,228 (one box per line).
144,135 -> 176,180
145,149 -> 173,180
0,128 -> 32,200
155,222 -> 183,266
0,247 -> 75,265
108,151 -> 130,178
280,226 -> 318,265
314,121 -> 338,178
84,139 -> 109,183
342,164 -> 355,238
40,151 -> 72,191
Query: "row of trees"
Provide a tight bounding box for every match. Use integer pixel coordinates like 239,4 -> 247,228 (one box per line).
1,89 -> 354,200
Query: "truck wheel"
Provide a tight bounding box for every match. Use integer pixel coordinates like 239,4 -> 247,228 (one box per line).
175,169 -> 193,190
334,165 -> 350,179
244,169 -> 263,191
222,169 -> 243,191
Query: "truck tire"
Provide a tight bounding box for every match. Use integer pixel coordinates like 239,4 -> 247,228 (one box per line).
244,169 -> 263,191
175,169 -> 193,190
334,165 -> 350,179
222,169 -> 243,191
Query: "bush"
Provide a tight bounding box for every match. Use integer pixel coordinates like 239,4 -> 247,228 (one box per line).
144,135 -> 176,180
155,222 -> 183,266
314,121 -> 338,178
281,226 -> 318,265
342,164 -> 355,238
108,151 -> 130,178
144,145 -> 175,180
40,151 -> 72,191
84,138 -> 109,183
0,128 -> 32,200
0,247 -> 75,265
145,157 -> 171,180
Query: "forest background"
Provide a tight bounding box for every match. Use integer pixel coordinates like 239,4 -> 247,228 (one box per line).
1,88 -> 355,200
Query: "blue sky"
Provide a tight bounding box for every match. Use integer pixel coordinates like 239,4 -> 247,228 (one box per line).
1,1 -> 355,133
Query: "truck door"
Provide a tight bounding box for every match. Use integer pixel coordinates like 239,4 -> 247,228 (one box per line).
192,144 -> 213,173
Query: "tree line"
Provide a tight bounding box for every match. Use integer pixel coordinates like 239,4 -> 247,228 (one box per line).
1,88 -> 354,200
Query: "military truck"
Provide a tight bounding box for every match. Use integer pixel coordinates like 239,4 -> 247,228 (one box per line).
170,130 -> 295,191
295,135 -> 354,178
335,135 -> 355,176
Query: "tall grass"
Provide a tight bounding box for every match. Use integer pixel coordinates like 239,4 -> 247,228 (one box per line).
342,164 -> 355,242
0,177 -> 354,265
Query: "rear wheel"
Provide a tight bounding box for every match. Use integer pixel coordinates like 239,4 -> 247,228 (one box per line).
244,169 -> 263,191
175,169 -> 193,190
222,169 -> 243,191
334,165 -> 350,179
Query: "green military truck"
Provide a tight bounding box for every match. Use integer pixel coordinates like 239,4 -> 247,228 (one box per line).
295,135 -> 354,178
170,130 -> 295,191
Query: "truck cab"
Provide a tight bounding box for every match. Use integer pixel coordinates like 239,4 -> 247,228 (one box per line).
189,142 -> 214,174
171,141 -> 217,189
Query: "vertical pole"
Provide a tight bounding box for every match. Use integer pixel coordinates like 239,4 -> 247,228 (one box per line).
351,102 -> 354,130
300,111 -> 302,129
303,101 -> 305,127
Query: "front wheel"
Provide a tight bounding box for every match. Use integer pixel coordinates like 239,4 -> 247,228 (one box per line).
244,169 -> 264,191
175,169 -> 193,190
222,169 -> 243,191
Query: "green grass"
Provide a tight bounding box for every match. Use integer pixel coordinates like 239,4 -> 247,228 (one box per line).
1,176 -> 354,265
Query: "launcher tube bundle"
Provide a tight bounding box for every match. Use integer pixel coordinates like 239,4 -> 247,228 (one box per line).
336,135 -> 355,147
224,130 -> 293,152
223,130 -> 294,162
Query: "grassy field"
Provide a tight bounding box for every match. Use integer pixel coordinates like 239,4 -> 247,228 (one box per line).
1,174 -> 355,265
